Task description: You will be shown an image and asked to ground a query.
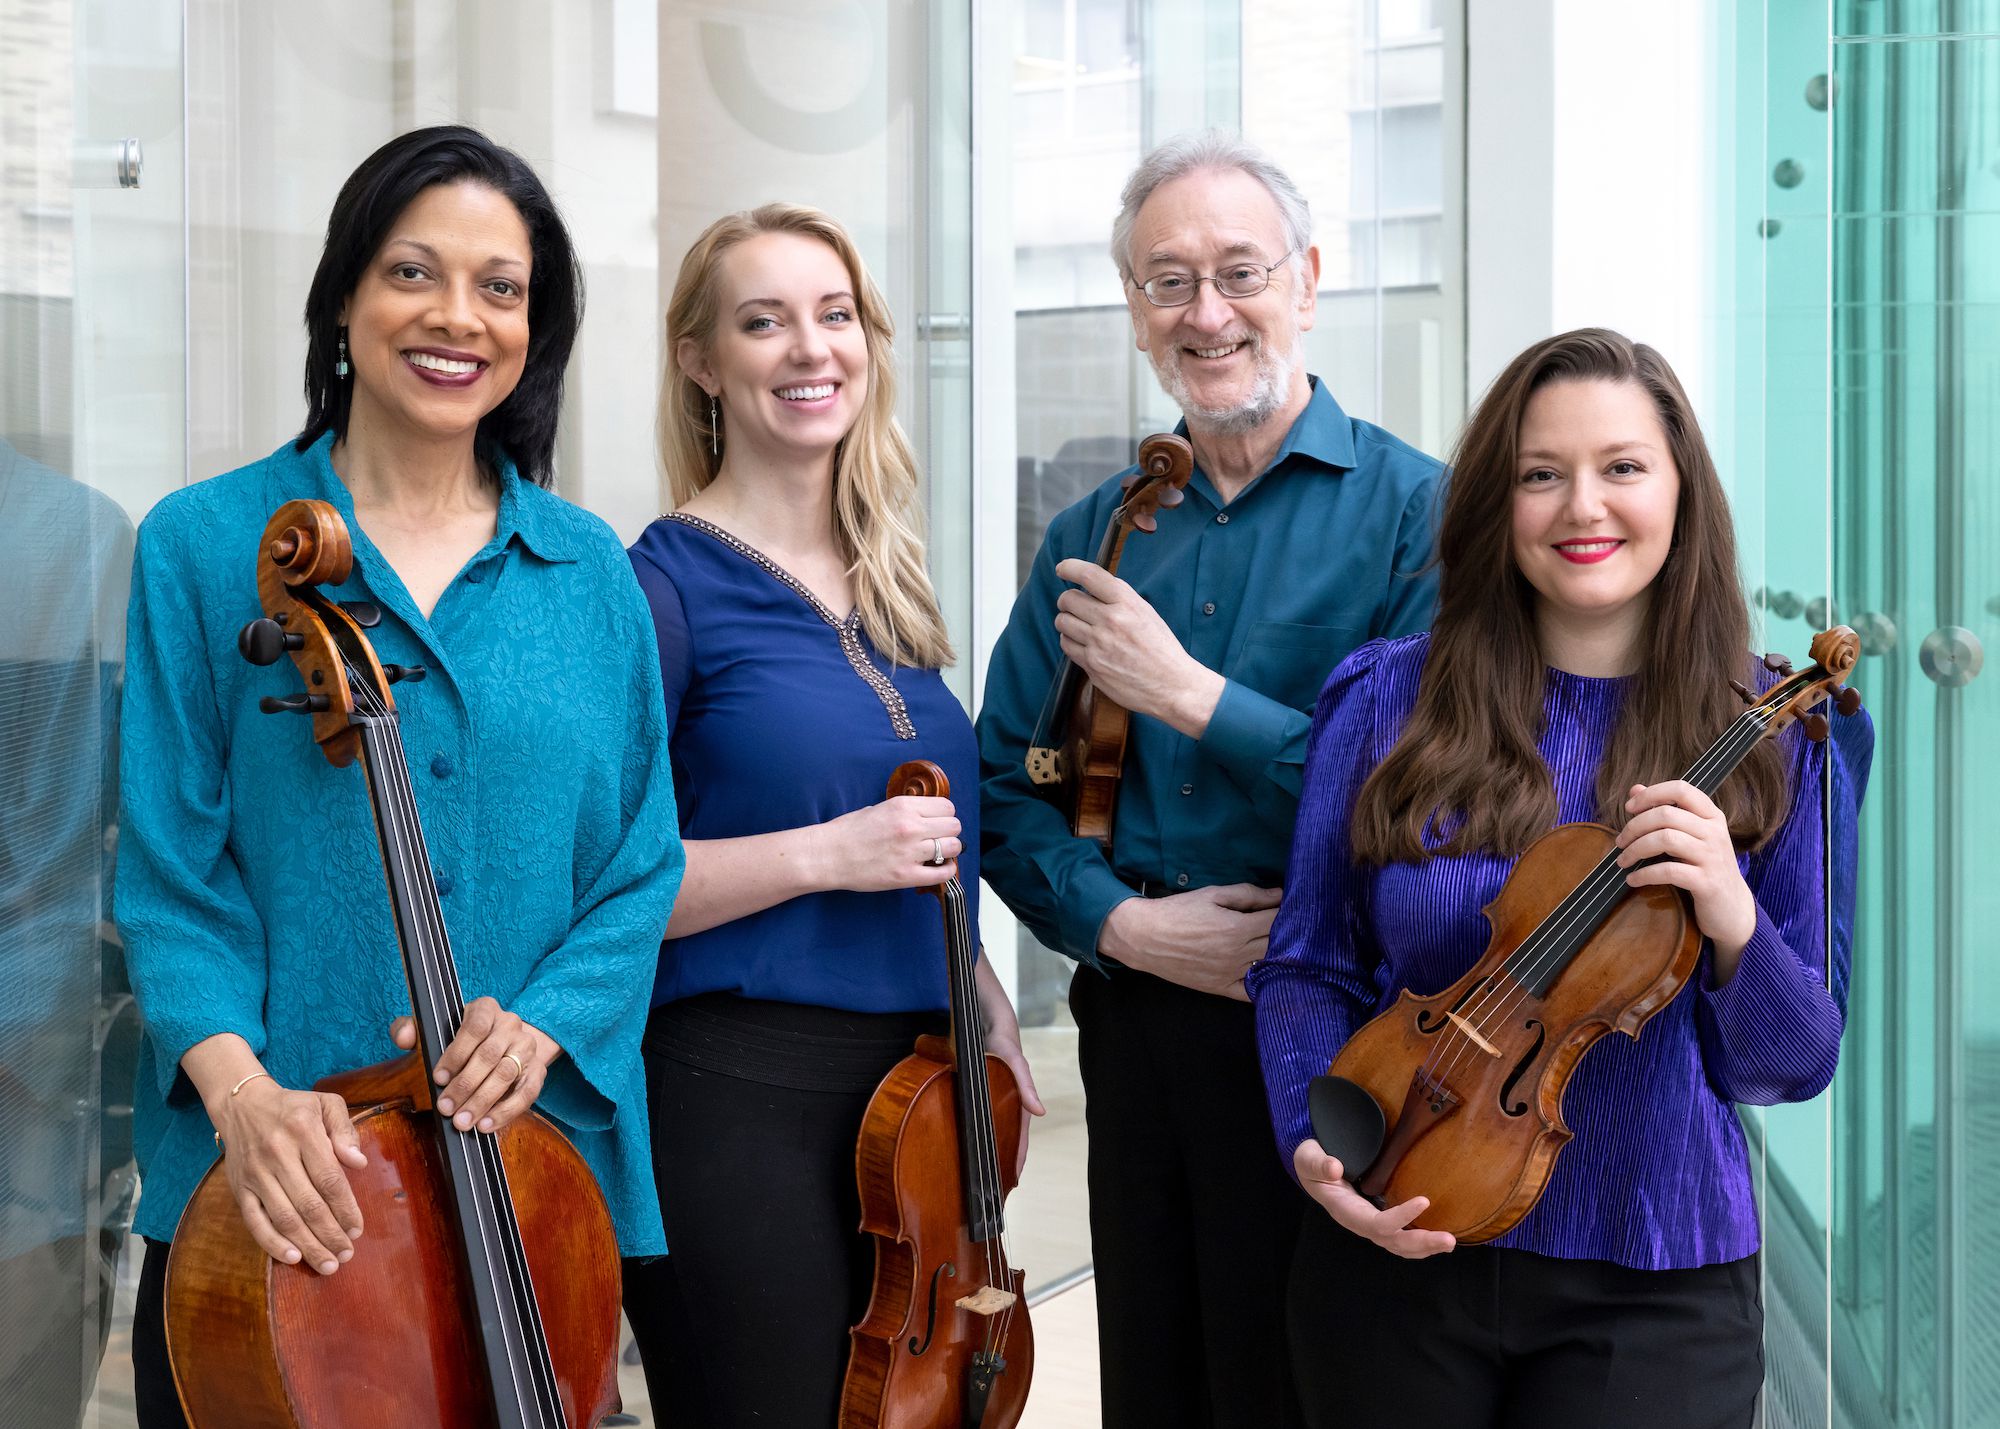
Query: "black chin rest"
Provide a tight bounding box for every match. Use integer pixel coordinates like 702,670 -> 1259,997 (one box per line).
1309,1074 -> 1386,1177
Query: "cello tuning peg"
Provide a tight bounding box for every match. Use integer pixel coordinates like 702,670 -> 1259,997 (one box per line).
238,618 -> 304,666
381,664 -> 427,686
340,600 -> 383,629
1761,652 -> 1793,675
1835,686 -> 1862,717
1800,713 -> 1830,743
1728,679 -> 1755,705
258,693 -> 329,716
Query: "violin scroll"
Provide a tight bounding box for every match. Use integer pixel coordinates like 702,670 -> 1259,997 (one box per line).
1119,434 -> 1194,534
889,759 -> 950,802
1748,625 -> 1863,743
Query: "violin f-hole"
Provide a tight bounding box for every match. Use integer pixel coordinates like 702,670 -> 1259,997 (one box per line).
1498,1018 -> 1547,1118
908,1261 -> 957,1356
1416,977 -> 1495,1036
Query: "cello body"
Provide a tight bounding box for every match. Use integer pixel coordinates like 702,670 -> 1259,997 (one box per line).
843,1039 -> 1033,1429
163,499 -> 626,1427
166,1053 -> 622,1428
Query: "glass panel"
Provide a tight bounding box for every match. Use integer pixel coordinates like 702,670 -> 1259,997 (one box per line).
1827,32 -> 2000,1428
1835,0 -> 2000,41
2,1 -> 183,1424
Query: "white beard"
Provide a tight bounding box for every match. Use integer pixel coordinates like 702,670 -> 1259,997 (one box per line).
1150,325 -> 1302,435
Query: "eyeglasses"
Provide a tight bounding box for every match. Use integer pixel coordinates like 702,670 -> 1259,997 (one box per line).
1131,250 -> 1298,308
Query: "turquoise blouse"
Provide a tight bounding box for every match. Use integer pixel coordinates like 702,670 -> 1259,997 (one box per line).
115,433 -> 684,1254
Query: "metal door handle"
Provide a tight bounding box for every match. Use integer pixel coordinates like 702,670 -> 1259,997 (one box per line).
1919,627 -> 1983,687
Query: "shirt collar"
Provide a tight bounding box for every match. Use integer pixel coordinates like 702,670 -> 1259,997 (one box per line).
1172,376 -> 1357,506
295,429 -> 579,564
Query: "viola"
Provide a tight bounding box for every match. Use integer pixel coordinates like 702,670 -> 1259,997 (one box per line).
1309,628 -> 1864,1243
165,500 -> 622,1427
840,760 -> 1033,1429
1025,433 -> 1194,844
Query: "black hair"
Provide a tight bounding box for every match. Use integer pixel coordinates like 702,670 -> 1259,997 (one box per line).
296,125 -> 582,486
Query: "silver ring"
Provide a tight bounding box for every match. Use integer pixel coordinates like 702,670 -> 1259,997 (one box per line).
929,837 -> 945,866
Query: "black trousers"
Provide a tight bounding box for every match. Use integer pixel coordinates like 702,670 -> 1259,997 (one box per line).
622,996 -> 942,1429
1288,1210 -> 1764,1429
131,1238 -> 189,1429
1070,965 -> 1307,1429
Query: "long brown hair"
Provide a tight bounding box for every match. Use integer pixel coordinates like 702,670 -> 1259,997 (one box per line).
659,203 -> 953,669
1350,328 -> 1788,865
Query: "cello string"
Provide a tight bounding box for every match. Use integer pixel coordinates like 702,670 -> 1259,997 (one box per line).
354,677 -> 557,1424
378,704 -> 564,1424
1417,707 -> 1772,1102
380,706 -> 565,1422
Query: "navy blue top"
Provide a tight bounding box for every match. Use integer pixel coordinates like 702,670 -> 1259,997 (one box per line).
628,512 -> 979,1013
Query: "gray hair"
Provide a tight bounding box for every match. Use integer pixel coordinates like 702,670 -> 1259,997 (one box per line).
1110,130 -> 1313,283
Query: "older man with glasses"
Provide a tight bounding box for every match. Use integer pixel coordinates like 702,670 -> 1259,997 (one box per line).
978,131 -> 1444,1427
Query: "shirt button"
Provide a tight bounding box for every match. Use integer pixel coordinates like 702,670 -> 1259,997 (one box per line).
1175,872 -> 1191,888
1180,783 -> 1194,796
1202,602 -> 1216,616
435,873 -> 455,897
1215,513 -> 1230,525
431,755 -> 454,779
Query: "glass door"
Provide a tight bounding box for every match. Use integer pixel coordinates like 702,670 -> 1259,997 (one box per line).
1,1 -> 188,1424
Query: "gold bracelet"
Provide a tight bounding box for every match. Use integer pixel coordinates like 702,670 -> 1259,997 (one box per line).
231,1070 -> 275,1097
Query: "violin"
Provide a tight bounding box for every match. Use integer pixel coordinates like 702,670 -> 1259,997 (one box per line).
165,500 -> 622,1427
1025,433 -> 1194,844
841,761 -> 1033,1429
1309,628 -> 1864,1243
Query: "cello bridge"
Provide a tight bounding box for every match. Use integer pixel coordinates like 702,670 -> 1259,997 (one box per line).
954,1286 -> 1018,1317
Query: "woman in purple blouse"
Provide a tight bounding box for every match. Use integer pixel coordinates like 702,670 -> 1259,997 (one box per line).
1249,328 -> 1871,1428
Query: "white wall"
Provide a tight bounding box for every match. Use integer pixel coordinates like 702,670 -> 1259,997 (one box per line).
1465,0 -> 1716,417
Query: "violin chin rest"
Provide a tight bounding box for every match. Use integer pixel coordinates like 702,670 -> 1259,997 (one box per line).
1309,1074 -> 1386,1179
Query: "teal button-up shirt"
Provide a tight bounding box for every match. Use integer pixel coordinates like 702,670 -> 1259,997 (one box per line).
116,433 -> 683,1253
977,380 -> 1442,966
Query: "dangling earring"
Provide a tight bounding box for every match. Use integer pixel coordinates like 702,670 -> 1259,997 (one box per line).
335,327 -> 350,378
709,394 -> 720,456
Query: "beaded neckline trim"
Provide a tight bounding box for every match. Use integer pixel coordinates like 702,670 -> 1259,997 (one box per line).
665,512 -> 916,740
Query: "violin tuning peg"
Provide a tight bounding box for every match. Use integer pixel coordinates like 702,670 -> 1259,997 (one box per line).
258,693 -> 329,716
1761,652 -> 1790,674
1801,713 -> 1830,743
237,617 -> 304,666
1729,678 -> 1755,705
381,663 -> 427,686
1157,485 -> 1185,507
340,600 -> 383,629
1835,686 -> 1862,717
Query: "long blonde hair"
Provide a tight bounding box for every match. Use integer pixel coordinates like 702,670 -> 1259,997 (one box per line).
659,203 -> 953,669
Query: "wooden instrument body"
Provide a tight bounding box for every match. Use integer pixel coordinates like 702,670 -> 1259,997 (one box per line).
165,1051 -> 623,1428
1025,434 -> 1192,846
843,1035 -> 1033,1429
1328,822 -> 1701,1243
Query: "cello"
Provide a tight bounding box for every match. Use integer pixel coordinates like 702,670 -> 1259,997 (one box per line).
840,761 -> 1033,1429
1025,433 -> 1193,843
1309,628 -> 1863,1243
164,500 -> 623,1427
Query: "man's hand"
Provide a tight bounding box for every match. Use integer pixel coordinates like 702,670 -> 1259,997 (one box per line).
1052,559 -> 1225,738
1096,883 -> 1282,1000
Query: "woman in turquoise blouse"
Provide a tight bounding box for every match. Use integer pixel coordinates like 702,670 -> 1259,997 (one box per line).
114,127 -> 683,1427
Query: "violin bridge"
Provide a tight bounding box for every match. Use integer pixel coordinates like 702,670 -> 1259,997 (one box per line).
1445,1012 -> 1501,1057
954,1286 -> 1018,1317
1025,746 -> 1063,786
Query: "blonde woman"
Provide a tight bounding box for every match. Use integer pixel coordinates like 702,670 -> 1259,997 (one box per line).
622,204 -> 1044,1427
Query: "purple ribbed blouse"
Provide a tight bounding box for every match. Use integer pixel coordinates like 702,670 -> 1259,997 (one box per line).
1248,633 -> 1860,1270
